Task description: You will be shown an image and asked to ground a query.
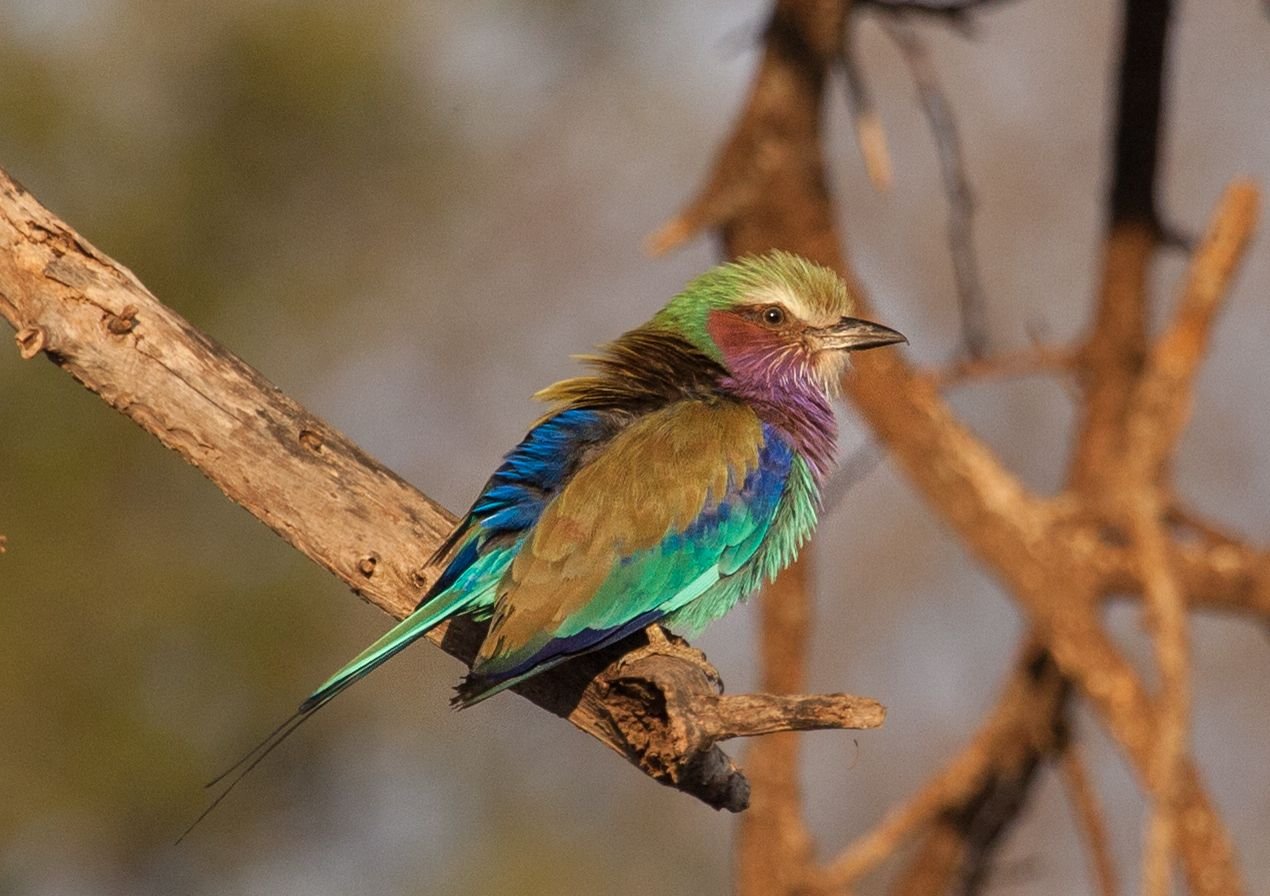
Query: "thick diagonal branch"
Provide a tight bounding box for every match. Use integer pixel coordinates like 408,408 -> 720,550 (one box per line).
0,167 -> 885,814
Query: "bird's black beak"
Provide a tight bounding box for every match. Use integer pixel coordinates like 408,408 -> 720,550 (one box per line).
816,316 -> 908,352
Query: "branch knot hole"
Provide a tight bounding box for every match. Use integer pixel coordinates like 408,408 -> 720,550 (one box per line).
15,326 -> 45,359
105,305 -> 138,335
298,428 -> 324,452
357,553 -> 379,578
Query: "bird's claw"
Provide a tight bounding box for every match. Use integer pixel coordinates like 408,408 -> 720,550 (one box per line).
613,624 -> 722,690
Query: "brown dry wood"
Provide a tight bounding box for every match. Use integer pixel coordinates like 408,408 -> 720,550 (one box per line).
0,167 -> 887,815
657,0 -> 1260,893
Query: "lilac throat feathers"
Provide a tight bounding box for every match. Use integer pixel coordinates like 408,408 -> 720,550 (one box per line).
717,370 -> 837,482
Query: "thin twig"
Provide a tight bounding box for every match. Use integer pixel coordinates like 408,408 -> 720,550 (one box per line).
1165,502 -> 1245,547
820,438 -> 885,516
1130,495 -> 1189,896
928,344 -> 1076,388
1059,742 -> 1119,896
879,14 -> 990,358
858,0 -> 1017,33
1123,181 -> 1260,482
840,26 -> 893,191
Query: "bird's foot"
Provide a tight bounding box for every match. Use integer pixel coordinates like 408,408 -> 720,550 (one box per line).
644,623 -> 674,651
614,624 -> 722,691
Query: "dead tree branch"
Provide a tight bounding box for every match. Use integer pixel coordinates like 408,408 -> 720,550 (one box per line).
1133,494 -> 1189,896
4,0 -> 1264,891
1069,0 -> 1173,496
928,343 -> 1076,388
840,19 -> 894,191
0,168 -> 885,815
878,14 -> 990,357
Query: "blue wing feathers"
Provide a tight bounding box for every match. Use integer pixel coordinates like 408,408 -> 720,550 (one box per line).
428,537 -> 480,597
470,409 -> 613,536
305,411 -> 795,711
422,409 -> 615,604
456,424 -> 795,704
302,410 -> 618,711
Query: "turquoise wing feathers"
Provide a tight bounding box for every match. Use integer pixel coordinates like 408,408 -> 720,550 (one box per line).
458,399 -> 817,704
300,407 -> 617,712
304,399 -> 818,710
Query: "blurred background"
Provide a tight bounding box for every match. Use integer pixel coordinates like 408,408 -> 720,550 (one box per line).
1,1 -> 1267,893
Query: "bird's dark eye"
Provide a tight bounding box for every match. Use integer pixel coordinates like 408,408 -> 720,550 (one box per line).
762,306 -> 786,326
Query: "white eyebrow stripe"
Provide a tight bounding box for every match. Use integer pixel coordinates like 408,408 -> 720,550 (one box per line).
750,285 -> 840,328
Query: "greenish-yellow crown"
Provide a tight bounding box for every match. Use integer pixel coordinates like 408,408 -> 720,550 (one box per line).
650,251 -> 854,361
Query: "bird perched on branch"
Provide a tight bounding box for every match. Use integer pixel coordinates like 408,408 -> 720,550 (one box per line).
323,251 -> 904,708
188,252 -> 903,835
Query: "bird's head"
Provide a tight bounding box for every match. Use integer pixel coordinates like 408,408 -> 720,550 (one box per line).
651,251 -> 906,395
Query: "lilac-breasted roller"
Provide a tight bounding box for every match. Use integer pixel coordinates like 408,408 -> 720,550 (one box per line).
191,252 -> 904,828
314,251 -> 904,710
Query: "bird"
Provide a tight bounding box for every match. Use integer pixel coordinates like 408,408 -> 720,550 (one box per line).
313,250 -> 903,709
183,251 -> 904,837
